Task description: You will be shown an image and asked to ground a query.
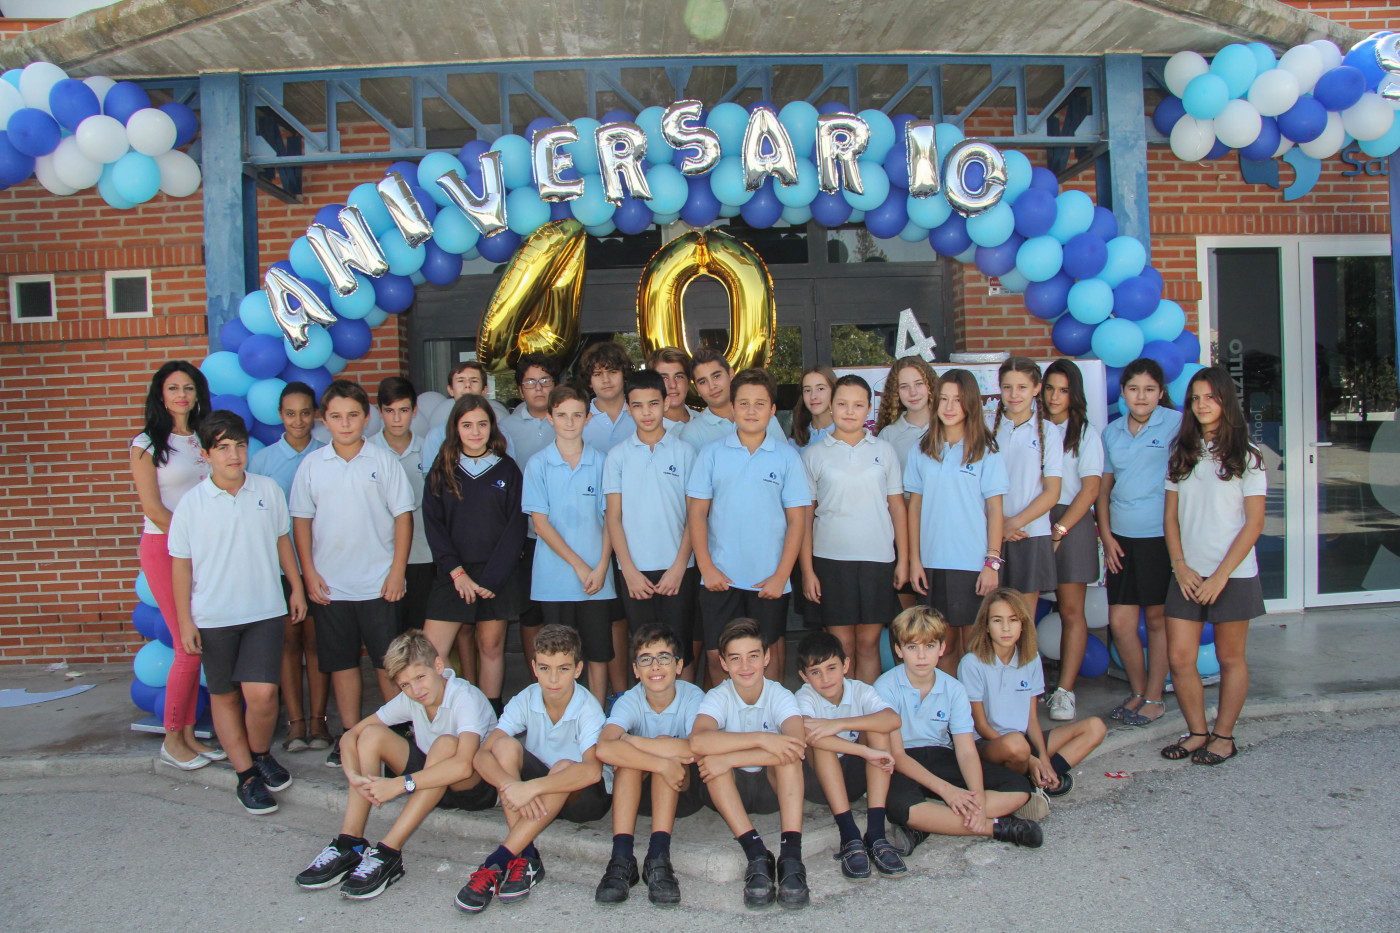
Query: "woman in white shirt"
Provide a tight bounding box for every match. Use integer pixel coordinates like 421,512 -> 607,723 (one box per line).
1161,367 -> 1266,767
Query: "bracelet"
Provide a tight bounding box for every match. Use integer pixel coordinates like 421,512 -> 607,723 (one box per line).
450,568 -> 466,580
984,557 -> 1003,571
985,548 -> 1001,557
1053,523 -> 1069,537
1171,557 -> 1186,565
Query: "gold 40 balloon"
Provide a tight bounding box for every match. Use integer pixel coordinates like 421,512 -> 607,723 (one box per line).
476,221 -> 775,375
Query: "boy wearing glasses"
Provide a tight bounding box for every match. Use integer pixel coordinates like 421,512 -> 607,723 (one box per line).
593,624 -> 704,906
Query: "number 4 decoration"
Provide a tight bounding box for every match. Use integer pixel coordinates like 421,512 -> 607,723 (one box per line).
895,308 -> 937,362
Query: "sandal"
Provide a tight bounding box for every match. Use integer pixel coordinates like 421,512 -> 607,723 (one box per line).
1121,698 -> 1166,727
1160,731 -> 1209,760
282,718 -> 309,753
1192,732 -> 1237,766
1108,694 -> 1145,722
307,716 -> 333,751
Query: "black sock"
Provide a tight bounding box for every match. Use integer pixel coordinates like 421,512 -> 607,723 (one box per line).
375,841 -> 400,856
524,842 -> 540,860
833,809 -> 861,846
486,845 -> 516,870
647,831 -> 671,861
489,697 -> 504,716
336,833 -> 367,850
1050,753 -> 1071,777
779,830 -> 802,862
866,806 -> 887,841
611,833 -> 634,860
250,749 -> 269,760
236,766 -> 257,785
736,829 -> 766,861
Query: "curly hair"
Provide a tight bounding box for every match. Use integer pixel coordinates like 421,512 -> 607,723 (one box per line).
874,356 -> 936,433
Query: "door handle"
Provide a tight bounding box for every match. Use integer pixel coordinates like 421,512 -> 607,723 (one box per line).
1309,441 -> 1334,447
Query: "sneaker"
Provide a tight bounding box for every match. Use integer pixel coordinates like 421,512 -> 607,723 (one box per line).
742,851 -> 776,909
255,753 -> 292,792
776,856 -> 809,909
325,740 -> 342,769
236,772 -> 278,815
1046,687 -> 1076,721
497,855 -> 544,901
594,854 -> 638,904
339,845 -> 405,899
1016,785 -> 1050,821
296,838 -> 364,889
992,814 -> 1044,848
642,853 -> 681,906
865,836 -> 908,877
454,865 -> 502,913
834,838 -> 871,881
1046,769 -> 1075,798
886,821 -> 927,857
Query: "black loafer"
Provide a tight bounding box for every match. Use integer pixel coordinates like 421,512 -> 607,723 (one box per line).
742,851 -> 776,909
594,854 -> 638,904
776,856 -> 809,908
992,815 -> 1044,848
642,853 -> 681,906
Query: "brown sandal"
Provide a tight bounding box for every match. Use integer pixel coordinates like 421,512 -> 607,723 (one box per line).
307,715 -> 333,751
282,718 -> 309,753
1160,731 -> 1208,760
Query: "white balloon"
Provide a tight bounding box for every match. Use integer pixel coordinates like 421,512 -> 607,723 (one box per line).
1084,585 -> 1109,628
1273,135 -> 1295,158
1308,39 -> 1344,72
1170,114 -> 1216,161
82,75 -> 116,106
33,154 -> 78,195
1215,99 -> 1263,148
74,114 -> 129,163
155,149 -> 201,196
311,423 -> 331,444
365,407 -> 384,437
429,402 -> 452,429
126,107 -> 177,156
416,390 -> 449,420
1279,45 -> 1325,94
0,80 -> 24,125
51,136 -> 102,189
1037,612 -> 1063,661
410,410 -> 429,437
1247,68 -> 1300,117
18,61 -> 67,113
1342,92 -> 1395,141
1299,110 -> 1347,158
1164,51 -> 1210,99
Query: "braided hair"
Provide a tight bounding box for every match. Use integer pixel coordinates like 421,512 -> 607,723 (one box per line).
995,357 -> 1047,472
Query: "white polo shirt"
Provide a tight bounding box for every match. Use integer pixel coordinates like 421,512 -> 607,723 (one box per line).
957,650 -> 1045,737
288,441 -> 416,601
1058,422 -> 1105,505
873,665 -> 976,750
802,432 -> 904,563
166,473 -> 289,629
795,678 -> 895,751
696,678 -> 802,773
606,680 -> 705,739
603,430 -> 697,572
375,668 -> 497,755
132,432 -> 209,535
497,682 -> 607,771
993,414 -> 1064,538
1166,447 -> 1268,578
878,414 -> 930,473
368,431 -> 432,565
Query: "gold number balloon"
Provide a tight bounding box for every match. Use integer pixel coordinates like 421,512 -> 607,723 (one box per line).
636,229 -> 776,371
476,219 -> 588,374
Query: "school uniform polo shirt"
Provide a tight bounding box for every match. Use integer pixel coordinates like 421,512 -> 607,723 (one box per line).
873,665 -> 975,750
418,399 -> 510,474
248,435 -> 325,502
1165,449 -> 1267,578
520,443 -> 616,602
581,399 -> 637,453
802,432 -> 904,563
497,682 -> 607,772
878,414 -> 929,473
288,442 -> 416,601
369,432 -> 432,565
993,415 -> 1064,538
957,651 -> 1045,738
678,407 -> 786,451
903,442 -> 1009,572
497,405 -> 556,538
791,422 -> 834,450
686,432 -> 813,592
696,679 -> 802,772
1101,406 -> 1183,538
795,678 -> 895,752
606,680 -> 705,739
1058,422 -> 1105,506
375,668 -> 498,756
603,431 -> 697,572
166,474 -> 289,629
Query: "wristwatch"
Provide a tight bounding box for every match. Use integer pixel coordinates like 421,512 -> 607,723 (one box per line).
403,773 -> 416,794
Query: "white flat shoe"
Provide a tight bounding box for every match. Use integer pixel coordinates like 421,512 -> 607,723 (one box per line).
196,748 -> 227,761
159,745 -> 211,771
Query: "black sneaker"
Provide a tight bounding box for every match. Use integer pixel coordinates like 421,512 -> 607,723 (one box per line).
296,838 -> 364,889
642,853 -> 681,906
497,855 -> 544,901
742,851 -> 776,909
325,739 -> 342,769
992,814 -> 1044,848
594,854 -> 638,904
886,821 -> 927,857
776,856 -> 809,909
865,836 -> 908,877
255,753 -> 292,792
236,772 -> 278,815
454,865 -> 502,913
339,845 -> 405,899
1046,770 -> 1075,798
834,838 -> 871,881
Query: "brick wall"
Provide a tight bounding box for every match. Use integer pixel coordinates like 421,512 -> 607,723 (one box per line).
1284,1 -> 1395,31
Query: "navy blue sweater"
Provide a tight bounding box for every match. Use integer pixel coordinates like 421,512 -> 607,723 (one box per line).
422,455 -> 527,592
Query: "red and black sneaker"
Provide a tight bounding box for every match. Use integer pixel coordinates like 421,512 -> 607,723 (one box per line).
497,855 -> 545,901
454,865 -> 503,913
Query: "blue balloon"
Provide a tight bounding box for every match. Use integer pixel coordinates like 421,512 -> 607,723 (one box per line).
818,101 -> 852,115
328,275 -> 376,320
645,163 -> 689,214
311,203 -> 345,235
0,132 -> 34,186
211,393 -> 254,430
1247,42 -> 1278,77
430,205 -> 480,255
929,212 -> 972,257
1052,314 -> 1096,356
328,317 -> 373,360
1100,236 -> 1148,287
1003,150 -> 1033,202
636,106 -> 671,165
1240,115 -> 1281,161
505,186 -> 550,236
218,318 -> 252,353
1209,44 -> 1258,99
523,116 -> 556,142
811,190 -> 853,228
1091,318 -> 1146,368
1140,265 -> 1165,296
1017,235 -> 1064,282
584,220 -> 617,236
907,190 -> 951,230
710,155 -> 754,207
345,182 -> 394,234
1313,65 -> 1366,112
1197,642 -> 1221,677
883,141 -> 910,188
1200,622 -> 1216,646
570,180 -> 617,224
601,108 -> 634,124
1024,272 -> 1073,320
246,378 -> 287,426
705,102 -> 749,152
1141,299 -> 1187,344
477,229 -> 521,264
6,108 -> 60,157
1360,114 -> 1400,157
385,159 -> 419,181
615,195 -> 656,234
680,173 -> 722,227
421,239 -> 464,286
381,229 -> 427,276
201,350 -> 256,397
858,109 -> 896,163
283,325 -> 333,369
1143,339 -> 1185,382
975,234 -> 1024,277
102,81 -> 151,124
1028,166 -> 1059,195
47,78 -> 100,131
781,205 -> 812,226
1278,95 -> 1328,143
935,122 -> 965,157
549,200 -> 574,222
1112,275 -> 1161,322
1183,73 -> 1230,120
1152,96 -> 1187,137
406,185 -> 438,223
1204,137 -> 1231,161
1012,188 -> 1057,238
159,101 -> 199,148
779,101 -> 820,158
1063,232 -> 1108,280
130,678 -> 160,714
1173,328 -> 1202,364
899,220 -> 931,243
456,141 -> 490,171
1169,362 -> 1206,405
1049,190 -> 1095,243
289,236 -> 330,285
865,186 -> 909,239
135,571 -> 158,607
238,289 -> 281,337
250,419 -> 283,447
372,272 -> 416,312
237,333 -> 286,380
1105,366 -> 1124,404
1080,635 -> 1110,679
280,361 -> 333,401
1087,206 -> 1118,241
1067,278 -> 1114,325
418,151 -> 466,206
774,159 -> 818,208
844,161 -> 889,212
965,200 -> 1015,248
131,602 -> 163,640
488,134 -> 532,189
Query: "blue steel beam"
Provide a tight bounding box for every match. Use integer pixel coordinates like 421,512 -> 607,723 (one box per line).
1103,53 -> 1151,251
1391,154 -> 1400,398
200,72 -> 251,351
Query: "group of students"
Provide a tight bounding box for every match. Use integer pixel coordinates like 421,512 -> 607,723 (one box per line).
128,338 -> 1266,911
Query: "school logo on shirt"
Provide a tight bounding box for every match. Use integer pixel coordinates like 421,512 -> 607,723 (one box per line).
1019,679 -> 1031,690
959,463 -> 978,477
666,464 -> 679,476
256,498 -> 267,510
1147,438 -> 1165,449
583,484 -> 596,496
764,471 -> 780,485
494,479 -> 506,489
369,470 -> 379,481
934,709 -> 948,720
1030,437 -> 1040,450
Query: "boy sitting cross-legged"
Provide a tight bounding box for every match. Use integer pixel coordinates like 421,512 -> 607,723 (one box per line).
594,623 -> 706,906
457,624 -> 611,914
690,618 -> 809,910
294,629 -> 497,899
793,631 -> 907,881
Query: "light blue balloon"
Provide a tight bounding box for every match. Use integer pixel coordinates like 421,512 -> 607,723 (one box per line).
325,352 -> 348,375
289,236 -> 331,285
1017,235 -> 1064,282
953,243 -> 978,264
934,122 -> 965,157
644,163 -> 689,213
381,229 -> 427,276
506,186 -> 550,236
111,151 -> 160,204
1140,298 -> 1187,343
1048,190 -> 1095,243
584,220 -> 617,236
1196,642 -> 1221,677
97,164 -> 134,210
637,106 -> 672,165
705,102 -> 749,152
719,203 -> 741,218
1359,116 -> 1400,157
409,272 -> 427,286
999,268 -> 1029,292
779,101 -> 819,157
247,377 -> 287,426
568,118 -> 601,174
1101,236 -> 1148,287
570,180 -> 616,225
417,151 -> 467,206
1183,73 -> 1230,120
247,437 -> 266,458
433,206 -> 481,254
847,209 -> 865,224
1168,362 -> 1205,404
965,200 -> 1015,247
844,161 -> 889,212
364,307 -> 389,327
283,325 -> 333,369
488,134 -> 532,189
859,109 -> 896,163
775,158 -> 818,207
782,205 -> 813,225
907,190 -> 952,229
1003,150 -> 1034,202
200,350 -> 256,396
899,220 -> 930,242
347,182 -> 395,234
133,640 -> 175,688
2,69 -> 21,90
1246,42 -> 1277,76
1209,44 -> 1258,99
652,210 -> 682,225
709,155 -> 754,207
330,274 -> 376,319
135,571 -> 157,607
238,290 -> 281,336
1067,279 -> 1114,324
1091,317 -> 1146,368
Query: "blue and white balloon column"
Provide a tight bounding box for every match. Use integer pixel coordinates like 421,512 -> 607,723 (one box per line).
129,571 -> 208,725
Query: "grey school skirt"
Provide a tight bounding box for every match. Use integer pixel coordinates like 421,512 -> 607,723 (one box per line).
1051,503 -> 1100,585
1002,535 -> 1057,594
1164,574 -> 1265,624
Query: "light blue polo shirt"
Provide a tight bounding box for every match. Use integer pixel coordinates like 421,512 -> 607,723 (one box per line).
957,650 -> 1045,737
496,681 -> 608,778
791,421 -> 834,450
248,435 -> 324,502
686,432 -> 812,592
1101,406 -> 1183,538
605,680 -> 705,739
521,443 -> 616,602
873,665 -> 975,750
678,407 -> 786,451
603,430 -> 696,572
581,399 -> 636,453
903,442 -> 1009,572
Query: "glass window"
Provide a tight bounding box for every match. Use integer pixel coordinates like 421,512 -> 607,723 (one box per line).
715,219 -> 809,265
8,275 -> 55,322
831,323 -> 897,368
826,226 -> 934,264
106,271 -> 151,318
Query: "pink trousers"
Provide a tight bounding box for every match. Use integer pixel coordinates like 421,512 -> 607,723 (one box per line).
140,532 -> 201,733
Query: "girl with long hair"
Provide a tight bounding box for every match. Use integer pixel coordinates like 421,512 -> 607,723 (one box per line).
878,356 -> 936,610
991,358 -> 1063,608
791,365 -> 837,448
